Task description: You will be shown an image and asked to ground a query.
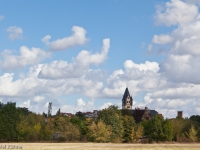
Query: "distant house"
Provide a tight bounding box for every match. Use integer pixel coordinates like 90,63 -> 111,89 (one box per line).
60,113 -> 73,117
132,107 -> 158,123
81,110 -> 99,119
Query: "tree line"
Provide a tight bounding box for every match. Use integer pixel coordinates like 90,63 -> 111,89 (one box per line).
0,102 -> 200,143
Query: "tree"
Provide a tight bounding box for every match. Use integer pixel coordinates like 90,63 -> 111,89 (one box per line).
122,115 -> 136,142
17,113 -> 46,141
97,105 -> 123,142
186,125 -> 198,142
70,116 -> 87,136
48,102 -> 52,117
171,118 -> 193,142
142,115 -> 164,142
142,115 -> 173,142
190,115 -> 200,123
54,116 -> 80,141
87,120 -> 112,142
163,119 -> 173,141
135,124 -> 144,141
56,108 -> 61,116
16,115 -> 32,141
0,102 -> 18,141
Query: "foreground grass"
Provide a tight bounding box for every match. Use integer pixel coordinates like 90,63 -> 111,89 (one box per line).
1,143 -> 200,150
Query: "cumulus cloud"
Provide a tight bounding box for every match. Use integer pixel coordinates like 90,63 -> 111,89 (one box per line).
0,15 -> 4,21
7,26 -> 23,40
152,34 -> 173,44
42,26 -> 88,51
184,0 -> 200,6
41,35 -> 51,45
38,38 -> 110,79
33,96 -> 45,102
0,46 -> 51,70
0,73 -> 37,97
160,55 -> 200,84
0,52 -> 105,103
155,0 -> 198,26
99,102 -> 112,110
124,60 -> 159,73
101,60 -> 160,99
140,0 -> 200,118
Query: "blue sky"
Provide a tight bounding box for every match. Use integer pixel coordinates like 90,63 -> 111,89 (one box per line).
0,0 -> 200,118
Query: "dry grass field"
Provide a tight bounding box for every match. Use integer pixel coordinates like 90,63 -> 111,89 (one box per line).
1,143 -> 200,150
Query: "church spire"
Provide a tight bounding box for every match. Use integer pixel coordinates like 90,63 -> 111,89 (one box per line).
122,88 -> 133,110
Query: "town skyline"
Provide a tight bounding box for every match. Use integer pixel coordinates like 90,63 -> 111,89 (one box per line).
0,0 -> 200,118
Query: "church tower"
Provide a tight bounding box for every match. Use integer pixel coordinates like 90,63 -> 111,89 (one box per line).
122,88 -> 133,110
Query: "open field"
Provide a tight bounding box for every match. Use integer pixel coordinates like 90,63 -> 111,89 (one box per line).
1,143 -> 200,150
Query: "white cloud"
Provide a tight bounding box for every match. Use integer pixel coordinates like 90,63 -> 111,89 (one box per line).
101,60 -> 160,99
160,55 -> 200,83
41,35 -> 51,45
33,96 -> 45,102
38,38 -> 110,79
152,34 -> 173,44
0,46 -> 51,70
0,15 -> 4,21
7,26 -> 23,40
0,73 -> 39,97
60,98 -> 95,114
155,0 -> 198,26
20,100 -> 31,108
141,0 -> 200,118
99,102 -> 112,110
42,26 -> 88,51
124,60 -> 159,73
184,0 -> 200,6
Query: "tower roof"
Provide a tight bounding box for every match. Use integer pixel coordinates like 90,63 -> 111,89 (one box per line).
122,88 -> 130,99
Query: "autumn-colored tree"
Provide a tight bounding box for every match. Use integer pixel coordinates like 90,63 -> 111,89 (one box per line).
135,124 -> 144,141
54,116 -> 80,141
87,120 -> 112,142
186,125 -> 198,142
171,118 -> 193,142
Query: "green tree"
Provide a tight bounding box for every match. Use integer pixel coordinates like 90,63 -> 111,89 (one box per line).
190,115 -> 200,123
0,102 -> 18,141
122,115 -> 136,142
56,108 -> 61,116
142,115 -> 164,142
97,105 -> 123,142
163,119 -> 173,141
70,116 -> 87,136
16,115 -> 32,141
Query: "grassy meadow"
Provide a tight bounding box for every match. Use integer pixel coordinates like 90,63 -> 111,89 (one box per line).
1,143 -> 200,150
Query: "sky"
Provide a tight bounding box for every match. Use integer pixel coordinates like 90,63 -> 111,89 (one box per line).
0,0 -> 200,118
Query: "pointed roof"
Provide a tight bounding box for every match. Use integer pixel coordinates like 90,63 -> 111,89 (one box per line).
122,88 -> 130,99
